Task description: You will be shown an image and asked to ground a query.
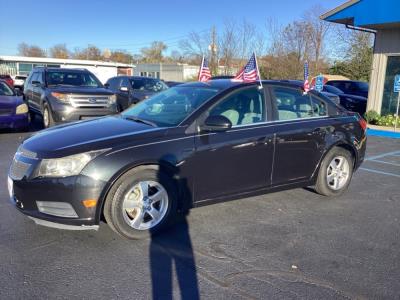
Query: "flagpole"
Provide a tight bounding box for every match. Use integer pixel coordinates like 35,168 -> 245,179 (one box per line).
254,52 -> 263,89
198,56 -> 204,81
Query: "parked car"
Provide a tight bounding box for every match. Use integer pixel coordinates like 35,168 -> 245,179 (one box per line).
164,81 -> 183,87
24,67 -> 118,128
277,80 -> 341,105
0,75 -> 14,87
105,76 -> 168,111
0,80 -> 29,131
326,80 -> 369,98
8,80 -> 367,239
13,75 -> 28,90
322,84 -> 367,115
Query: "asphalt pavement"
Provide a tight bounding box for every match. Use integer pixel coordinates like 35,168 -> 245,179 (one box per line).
1,119 -> 399,299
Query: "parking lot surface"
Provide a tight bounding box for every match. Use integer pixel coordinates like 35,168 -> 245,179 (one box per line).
1,122 -> 399,299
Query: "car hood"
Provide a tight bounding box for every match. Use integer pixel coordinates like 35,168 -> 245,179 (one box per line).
47,86 -> 114,95
0,95 -> 23,108
22,116 -> 166,158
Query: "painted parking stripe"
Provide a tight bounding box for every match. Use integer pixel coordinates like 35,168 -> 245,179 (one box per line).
359,167 -> 400,178
367,159 -> 400,167
365,150 -> 400,161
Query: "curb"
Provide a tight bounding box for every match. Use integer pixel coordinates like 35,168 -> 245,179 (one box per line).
367,128 -> 400,139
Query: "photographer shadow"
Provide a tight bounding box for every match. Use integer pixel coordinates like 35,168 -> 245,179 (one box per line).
149,162 -> 199,300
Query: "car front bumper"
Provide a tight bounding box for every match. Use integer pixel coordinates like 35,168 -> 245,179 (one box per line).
0,114 -> 29,130
49,100 -> 118,123
8,169 -> 107,229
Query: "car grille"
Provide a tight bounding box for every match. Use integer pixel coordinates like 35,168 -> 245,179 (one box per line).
69,95 -> 110,108
0,108 -> 13,116
9,159 -> 31,180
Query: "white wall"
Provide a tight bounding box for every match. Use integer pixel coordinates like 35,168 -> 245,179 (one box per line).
63,64 -> 118,83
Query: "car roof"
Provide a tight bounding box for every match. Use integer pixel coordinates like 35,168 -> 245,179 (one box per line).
178,79 -> 307,91
33,67 -> 89,72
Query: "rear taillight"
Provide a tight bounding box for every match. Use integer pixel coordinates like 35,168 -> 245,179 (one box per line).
358,117 -> 367,131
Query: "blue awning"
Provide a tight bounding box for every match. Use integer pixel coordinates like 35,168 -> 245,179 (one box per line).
321,0 -> 400,29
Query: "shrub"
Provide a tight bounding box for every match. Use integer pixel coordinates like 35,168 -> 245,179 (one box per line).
376,114 -> 400,127
364,110 -> 380,124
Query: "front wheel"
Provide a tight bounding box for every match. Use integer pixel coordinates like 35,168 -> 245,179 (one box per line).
103,167 -> 178,239
315,147 -> 354,196
42,104 -> 54,128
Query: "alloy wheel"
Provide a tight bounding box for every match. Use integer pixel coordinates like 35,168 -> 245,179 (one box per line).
326,155 -> 350,190
121,180 -> 169,230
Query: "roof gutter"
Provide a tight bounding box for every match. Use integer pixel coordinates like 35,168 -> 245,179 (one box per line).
345,24 -> 377,35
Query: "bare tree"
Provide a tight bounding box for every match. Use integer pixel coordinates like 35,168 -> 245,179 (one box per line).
218,20 -> 238,74
140,41 -> 167,63
49,44 -> 69,59
179,30 -> 210,63
302,5 -> 330,73
18,43 -> 46,57
109,50 -> 133,64
73,45 -> 103,60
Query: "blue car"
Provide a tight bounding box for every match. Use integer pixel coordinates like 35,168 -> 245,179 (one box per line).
0,80 -> 29,131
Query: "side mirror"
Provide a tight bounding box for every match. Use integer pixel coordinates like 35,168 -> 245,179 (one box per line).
104,83 -> 110,88
200,115 -> 232,132
120,86 -> 129,92
31,80 -> 41,86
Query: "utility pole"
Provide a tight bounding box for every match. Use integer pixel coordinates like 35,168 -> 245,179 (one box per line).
209,26 -> 217,75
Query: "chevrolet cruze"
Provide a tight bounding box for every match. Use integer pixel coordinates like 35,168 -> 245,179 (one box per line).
8,80 -> 367,239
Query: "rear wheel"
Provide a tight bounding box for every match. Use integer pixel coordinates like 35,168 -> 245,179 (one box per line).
315,147 -> 354,196
103,167 -> 178,239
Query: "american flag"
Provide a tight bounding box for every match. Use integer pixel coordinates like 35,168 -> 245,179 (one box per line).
198,57 -> 211,82
303,61 -> 311,93
233,53 -> 260,82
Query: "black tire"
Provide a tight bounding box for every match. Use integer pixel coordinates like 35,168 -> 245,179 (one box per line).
315,147 -> 354,196
103,166 -> 178,239
43,103 -> 54,128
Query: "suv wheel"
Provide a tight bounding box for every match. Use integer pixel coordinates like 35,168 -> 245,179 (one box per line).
43,104 -> 54,128
103,167 -> 178,239
315,147 -> 354,196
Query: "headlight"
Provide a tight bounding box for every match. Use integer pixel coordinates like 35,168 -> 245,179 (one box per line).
109,94 -> 116,104
51,92 -> 70,103
16,103 -> 28,114
36,150 -> 106,178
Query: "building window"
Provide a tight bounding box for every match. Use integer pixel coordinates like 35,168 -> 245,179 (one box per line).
140,72 -> 148,77
382,56 -> 400,115
19,63 -> 33,75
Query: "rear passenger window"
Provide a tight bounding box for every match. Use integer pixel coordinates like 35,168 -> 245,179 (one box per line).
310,95 -> 327,117
272,87 -> 313,120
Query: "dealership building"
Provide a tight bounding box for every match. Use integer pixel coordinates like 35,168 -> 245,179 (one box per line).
0,55 -> 134,83
322,0 -> 400,116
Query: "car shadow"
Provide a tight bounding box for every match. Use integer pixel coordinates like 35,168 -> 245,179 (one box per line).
149,161 -> 199,300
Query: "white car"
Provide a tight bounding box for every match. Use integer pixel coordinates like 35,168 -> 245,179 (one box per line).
12,75 -> 27,88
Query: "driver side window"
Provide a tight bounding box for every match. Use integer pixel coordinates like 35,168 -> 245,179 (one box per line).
209,87 -> 266,126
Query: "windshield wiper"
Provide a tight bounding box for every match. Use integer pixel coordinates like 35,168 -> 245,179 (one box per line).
124,116 -> 157,127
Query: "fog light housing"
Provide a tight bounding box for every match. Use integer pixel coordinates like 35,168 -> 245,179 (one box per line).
36,201 -> 78,218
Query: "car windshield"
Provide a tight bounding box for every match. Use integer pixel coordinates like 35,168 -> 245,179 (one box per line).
46,70 -> 102,87
0,81 -> 14,96
323,85 -> 343,94
130,78 -> 168,92
121,86 -> 219,127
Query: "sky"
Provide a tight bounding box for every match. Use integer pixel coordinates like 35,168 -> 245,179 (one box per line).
0,0 -> 345,56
